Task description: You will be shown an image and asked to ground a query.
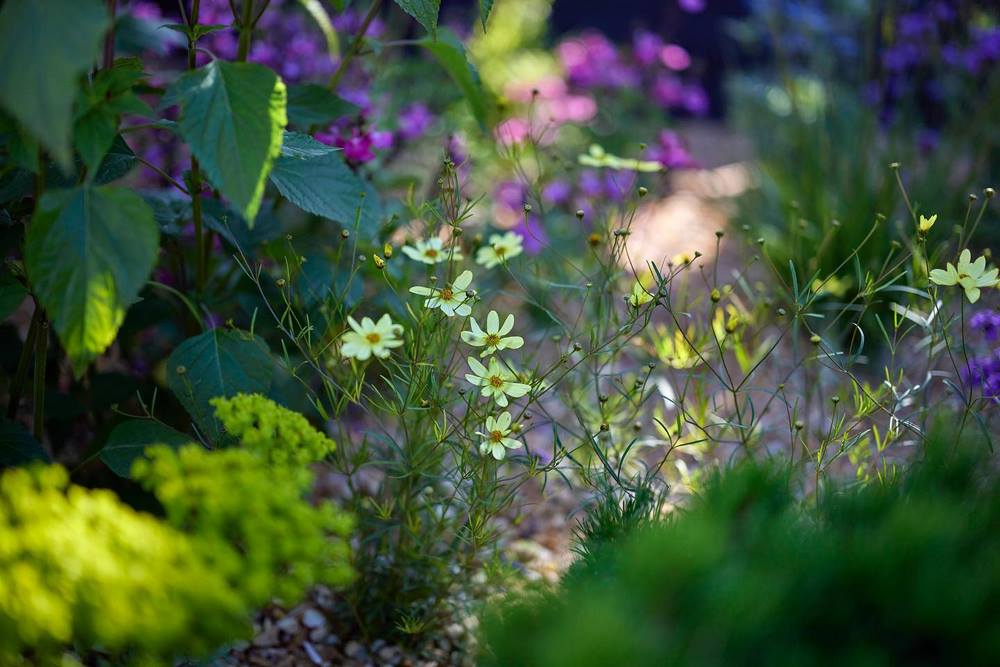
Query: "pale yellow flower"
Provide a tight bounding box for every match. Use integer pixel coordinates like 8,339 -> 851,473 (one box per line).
340,314 -> 404,360
918,214 -> 937,233
401,237 -> 462,265
476,412 -> 522,460
929,249 -> 999,304
461,310 -> 524,357
465,357 -> 531,407
409,270 -> 474,317
475,232 -> 523,268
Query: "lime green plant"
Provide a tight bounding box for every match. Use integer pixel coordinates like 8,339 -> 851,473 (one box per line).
0,465 -> 247,665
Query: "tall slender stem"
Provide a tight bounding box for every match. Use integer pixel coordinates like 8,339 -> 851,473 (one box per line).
185,0 -> 207,292
236,0 -> 256,62
103,0 -> 118,71
32,314 -> 48,442
327,0 -> 383,91
6,308 -> 39,420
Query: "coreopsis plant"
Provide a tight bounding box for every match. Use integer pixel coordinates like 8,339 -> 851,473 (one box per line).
930,249 -> 999,304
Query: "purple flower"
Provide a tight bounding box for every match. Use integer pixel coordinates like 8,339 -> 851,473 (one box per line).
495,180 -> 527,211
578,170 -> 604,199
653,75 -> 684,108
682,85 -> 710,115
513,215 -> 548,254
678,0 -> 705,13
398,103 -> 435,141
370,129 -> 394,151
971,310 -> 1000,342
632,31 -> 664,67
334,128 -> 376,163
603,171 -> 636,201
542,180 -> 572,205
648,130 -> 697,169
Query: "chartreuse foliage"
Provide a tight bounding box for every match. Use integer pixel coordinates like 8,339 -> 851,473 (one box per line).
0,464 -> 247,665
133,444 -> 354,607
483,432 -> 1000,666
211,393 -> 336,465
0,393 -> 353,663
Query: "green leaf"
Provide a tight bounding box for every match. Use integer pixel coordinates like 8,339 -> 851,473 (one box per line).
0,420 -> 48,468
162,23 -> 229,41
100,419 -> 190,477
25,186 -> 159,376
394,0 -> 440,38
74,106 -> 119,175
166,329 -> 274,443
0,270 -> 27,321
165,60 -> 287,223
480,0 -> 495,29
95,135 -> 138,184
0,0 -> 109,168
286,84 -> 358,127
420,28 -> 491,130
269,132 -> 382,228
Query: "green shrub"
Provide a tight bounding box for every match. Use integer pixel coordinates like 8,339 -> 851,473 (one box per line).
482,436 -> 1000,666
0,465 -> 247,664
133,444 -> 354,606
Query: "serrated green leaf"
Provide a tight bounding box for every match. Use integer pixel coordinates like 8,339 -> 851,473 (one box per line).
166,329 -> 274,443
480,0 -> 495,29
286,84 -> 359,127
95,135 -> 138,184
394,0 -> 440,38
165,60 -> 287,223
269,132 -> 382,228
420,28 -> 491,130
162,23 -> 229,41
0,270 -> 27,320
74,106 -> 119,175
0,0 -> 109,168
100,419 -> 190,477
25,186 -> 159,376
0,420 -> 48,468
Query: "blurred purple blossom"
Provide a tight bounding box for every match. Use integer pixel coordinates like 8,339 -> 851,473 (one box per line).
397,103 -> 435,141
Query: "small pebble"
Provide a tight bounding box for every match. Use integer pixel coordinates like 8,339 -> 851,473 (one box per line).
303,609 -> 326,629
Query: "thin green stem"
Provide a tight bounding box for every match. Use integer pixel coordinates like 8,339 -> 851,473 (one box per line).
327,0 -> 383,91
6,309 -> 39,420
236,0 -> 256,62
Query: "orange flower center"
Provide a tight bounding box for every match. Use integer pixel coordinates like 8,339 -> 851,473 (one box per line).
490,430 -> 503,443
485,334 -> 501,347
494,245 -> 507,258
440,287 -> 454,300
366,333 -> 381,344
489,375 -> 504,388
424,248 -> 439,258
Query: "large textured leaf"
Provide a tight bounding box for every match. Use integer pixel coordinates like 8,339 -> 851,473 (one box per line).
25,186 -> 159,376
286,84 -> 358,127
100,419 -> 190,477
394,0 -> 440,38
0,420 -> 48,468
166,329 -> 274,443
269,132 -> 382,228
166,60 -> 287,223
420,29 -> 491,130
0,0 -> 108,168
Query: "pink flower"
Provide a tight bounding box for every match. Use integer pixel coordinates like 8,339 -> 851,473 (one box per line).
678,0 -> 706,12
660,44 -> 691,71
495,118 -> 531,146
